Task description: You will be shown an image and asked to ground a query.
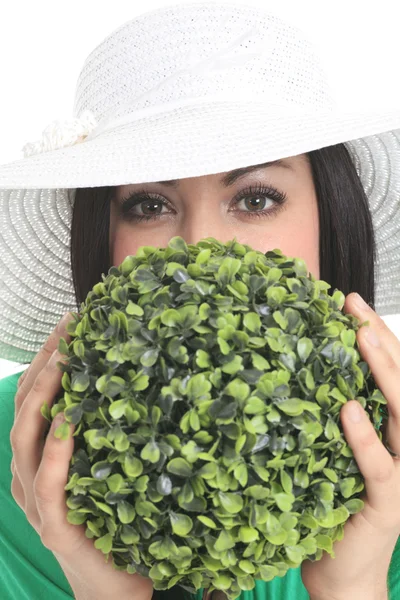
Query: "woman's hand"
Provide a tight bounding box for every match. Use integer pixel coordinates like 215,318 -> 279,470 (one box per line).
301,292 -> 400,600
9,312 -> 153,600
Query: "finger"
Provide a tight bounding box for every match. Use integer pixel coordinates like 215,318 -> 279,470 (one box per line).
10,472 -> 27,515
33,413 -> 84,554
344,292 -> 400,367
16,368 -> 29,390
341,401 -> 396,513
14,311 -> 74,418
352,316 -> 400,456
10,349 -> 65,510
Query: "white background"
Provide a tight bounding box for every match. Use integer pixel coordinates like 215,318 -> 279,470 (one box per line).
0,0 -> 399,379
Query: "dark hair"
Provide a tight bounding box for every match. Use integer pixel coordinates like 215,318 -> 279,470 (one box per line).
69,142 -> 376,600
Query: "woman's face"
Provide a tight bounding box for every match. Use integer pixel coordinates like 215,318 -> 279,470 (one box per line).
109,153 -> 320,278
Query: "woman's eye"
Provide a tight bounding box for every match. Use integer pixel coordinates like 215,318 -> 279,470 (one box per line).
235,195 -> 271,212
232,184 -> 287,219
120,184 -> 287,223
120,191 -> 170,222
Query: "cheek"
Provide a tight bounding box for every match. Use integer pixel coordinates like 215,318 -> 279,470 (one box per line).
279,208 -> 320,279
111,223 -> 175,267
240,201 -> 320,280
109,203 -> 167,266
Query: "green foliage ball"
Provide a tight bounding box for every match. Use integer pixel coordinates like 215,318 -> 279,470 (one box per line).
45,236 -> 387,600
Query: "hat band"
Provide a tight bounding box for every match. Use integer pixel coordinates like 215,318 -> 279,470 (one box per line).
84,91 -> 335,142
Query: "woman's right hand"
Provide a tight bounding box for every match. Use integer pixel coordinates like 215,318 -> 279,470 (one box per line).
9,312 -> 154,600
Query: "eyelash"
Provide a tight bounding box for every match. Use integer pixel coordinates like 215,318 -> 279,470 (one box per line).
119,183 -> 288,223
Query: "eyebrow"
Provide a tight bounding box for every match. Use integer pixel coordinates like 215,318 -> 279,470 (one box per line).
154,159 -> 292,188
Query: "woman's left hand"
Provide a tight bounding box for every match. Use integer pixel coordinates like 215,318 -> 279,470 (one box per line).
301,292 -> 400,600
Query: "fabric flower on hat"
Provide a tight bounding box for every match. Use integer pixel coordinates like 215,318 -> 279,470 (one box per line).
21,109 -> 98,158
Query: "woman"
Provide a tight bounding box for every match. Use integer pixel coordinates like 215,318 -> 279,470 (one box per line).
0,2 -> 399,599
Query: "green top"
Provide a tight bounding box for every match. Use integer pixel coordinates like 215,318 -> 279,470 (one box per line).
1,370 -> 400,600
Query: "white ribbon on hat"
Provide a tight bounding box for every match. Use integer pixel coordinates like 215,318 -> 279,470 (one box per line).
20,89 -> 316,159
21,109 -> 99,158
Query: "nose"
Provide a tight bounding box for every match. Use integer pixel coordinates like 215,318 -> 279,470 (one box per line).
177,209 -> 235,247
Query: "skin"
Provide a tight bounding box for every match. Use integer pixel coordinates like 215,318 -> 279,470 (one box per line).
9,153 -> 400,600
109,153 -> 320,279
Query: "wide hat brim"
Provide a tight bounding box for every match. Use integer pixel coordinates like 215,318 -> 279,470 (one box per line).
0,101 -> 400,188
0,100 -> 399,364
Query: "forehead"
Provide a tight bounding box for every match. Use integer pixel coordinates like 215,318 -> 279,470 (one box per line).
154,158 -> 296,188
117,155 -> 307,194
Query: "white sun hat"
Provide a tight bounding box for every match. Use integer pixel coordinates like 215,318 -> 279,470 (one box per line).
0,0 -> 399,364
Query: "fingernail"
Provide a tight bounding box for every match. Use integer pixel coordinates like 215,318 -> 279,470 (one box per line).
52,412 -> 65,430
50,349 -> 59,366
354,293 -> 369,311
365,327 -> 380,347
348,401 -> 363,423
61,312 -> 72,326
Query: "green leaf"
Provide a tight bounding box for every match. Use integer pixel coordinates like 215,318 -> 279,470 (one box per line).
315,534 -> 333,554
217,257 -> 242,285
316,481 -> 334,504
161,308 -> 181,327
243,312 -> 261,334
120,524 -> 140,545
277,398 -> 304,416
258,564 -> 279,581
215,529 -> 235,552
243,485 -> 270,500
221,355 -> 243,374
70,371 -> 90,392
285,545 -> 305,566
280,470 -> 293,494
170,512 -> 193,536
133,475 -> 149,493
322,468 -> 338,483
108,399 -> 126,419
94,533 -> 113,554
218,491 -> 244,513
40,400 -> 51,423
239,526 -> 259,543
106,473 -> 124,493
239,559 -> 255,574
166,457 -> 193,478
344,498 -> 365,514
58,336 -> 70,356
297,337 -> 313,362
66,510 -> 88,525
63,403 -> 83,426
273,310 -> 288,330
196,349 -> 212,368
339,477 -> 356,498
224,378 -> 251,402
156,474 -> 173,496
196,249 -> 211,264
197,515 -> 218,529
141,440 -> 160,463
244,396 -> 266,415
117,500 -> 136,524
212,574 -> 233,590
275,492 -> 295,512
140,348 -> 159,367
124,455 -> 143,478
168,236 -> 188,253
266,267 -> 282,285
234,463 -> 248,487
126,301 -> 144,316
91,461 -> 113,480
